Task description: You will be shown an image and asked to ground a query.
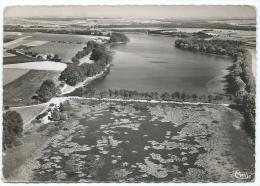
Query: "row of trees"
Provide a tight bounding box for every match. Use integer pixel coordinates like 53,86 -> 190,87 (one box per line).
227,51 -> 255,132
175,38 -> 255,132
59,41 -> 111,86
3,111 -> 23,150
69,87 -> 232,104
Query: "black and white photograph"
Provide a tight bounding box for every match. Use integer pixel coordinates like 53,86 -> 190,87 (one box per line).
1,3 -> 257,183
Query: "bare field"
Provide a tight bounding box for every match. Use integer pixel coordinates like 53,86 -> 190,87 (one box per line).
3,100 -> 254,182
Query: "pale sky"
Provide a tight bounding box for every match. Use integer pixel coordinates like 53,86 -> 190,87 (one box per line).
4,5 -> 256,19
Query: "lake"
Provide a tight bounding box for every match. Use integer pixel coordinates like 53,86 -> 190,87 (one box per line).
90,33 -> 232,95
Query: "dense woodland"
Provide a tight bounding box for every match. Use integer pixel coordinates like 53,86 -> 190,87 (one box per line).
175,38 -> 255,133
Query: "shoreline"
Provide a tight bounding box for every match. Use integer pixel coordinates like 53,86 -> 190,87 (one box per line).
60,64 -> 110,95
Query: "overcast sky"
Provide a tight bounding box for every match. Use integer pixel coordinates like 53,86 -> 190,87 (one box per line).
4,5 -> 256,19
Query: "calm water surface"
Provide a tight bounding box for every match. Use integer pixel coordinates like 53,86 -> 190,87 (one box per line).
90,33 -> 232,95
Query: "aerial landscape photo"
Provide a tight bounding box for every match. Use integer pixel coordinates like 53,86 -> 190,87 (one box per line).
2,5 -> 256,182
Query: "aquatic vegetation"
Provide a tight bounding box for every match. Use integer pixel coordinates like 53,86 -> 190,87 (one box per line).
109,169 -> 132,180
24,100 -> 251,182
137,158 -> 168,178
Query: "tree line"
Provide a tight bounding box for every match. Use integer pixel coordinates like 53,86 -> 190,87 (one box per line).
227,50 -> 255,133
148,30 -> 212,39
175,38 -> 255,133
69,87 -> 233,104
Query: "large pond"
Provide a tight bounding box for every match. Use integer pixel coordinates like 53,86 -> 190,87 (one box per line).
90,33 -> 232,95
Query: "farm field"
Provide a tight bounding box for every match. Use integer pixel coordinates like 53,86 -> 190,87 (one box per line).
4,70 -> 61,107
3,99 -> 254,182
3,68 -> 30,85
3,51 -> 37,64
3,51 -> 16,58
22,32 -> 104,43
4,36 -> 32,49
3,32 -> 107,63
4,61 -> 67,71
4,34 -> 21,43
27,42 -> 86,62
